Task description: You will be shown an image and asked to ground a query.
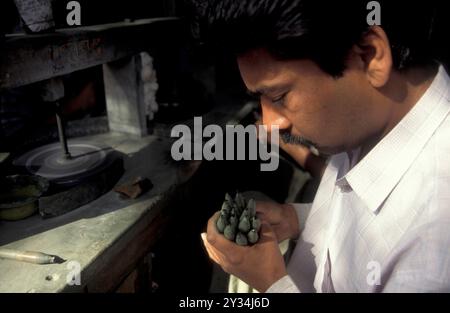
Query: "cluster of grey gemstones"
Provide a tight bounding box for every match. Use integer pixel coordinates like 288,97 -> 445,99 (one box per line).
215,192 -> 261,246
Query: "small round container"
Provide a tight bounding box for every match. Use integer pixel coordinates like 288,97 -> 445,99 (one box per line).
0,175 -> 49,221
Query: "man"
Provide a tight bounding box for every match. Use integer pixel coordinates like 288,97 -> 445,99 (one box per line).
197,0 -> 450,292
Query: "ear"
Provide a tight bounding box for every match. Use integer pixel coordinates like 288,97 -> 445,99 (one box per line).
352,26 -> 393,88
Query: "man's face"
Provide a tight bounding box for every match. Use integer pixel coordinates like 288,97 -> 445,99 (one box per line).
237,48 -> 387,155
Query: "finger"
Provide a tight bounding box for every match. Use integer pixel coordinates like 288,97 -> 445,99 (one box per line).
258,222 -> 279,244
206,211 -> 221,245
272,224 -> 289,243
201,233 -> 221,264
254,201 -> 267,213
255,201 -> 274,218
203,232 -> 232,269
255,202 -> 280,223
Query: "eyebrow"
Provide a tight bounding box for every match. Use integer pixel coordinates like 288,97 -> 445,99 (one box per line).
247,84 -> 291,98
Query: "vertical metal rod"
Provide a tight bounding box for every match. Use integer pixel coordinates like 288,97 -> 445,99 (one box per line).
55,101 -> 71,159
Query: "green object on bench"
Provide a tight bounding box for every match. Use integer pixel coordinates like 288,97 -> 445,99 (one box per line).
0,175 -> 49,220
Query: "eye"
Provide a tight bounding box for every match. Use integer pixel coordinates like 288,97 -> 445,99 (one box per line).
271,93 -> 287,105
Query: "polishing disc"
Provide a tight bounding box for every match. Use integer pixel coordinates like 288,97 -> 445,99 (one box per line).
13,140 -> 119,187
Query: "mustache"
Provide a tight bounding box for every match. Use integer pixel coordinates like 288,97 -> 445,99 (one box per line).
279,131 -> 316,148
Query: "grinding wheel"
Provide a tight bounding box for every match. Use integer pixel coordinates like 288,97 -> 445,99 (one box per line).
13,140 -> 120,187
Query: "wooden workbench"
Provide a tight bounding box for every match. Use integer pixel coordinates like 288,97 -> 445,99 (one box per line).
0,131 -> 179,292
0,102 -> 256,293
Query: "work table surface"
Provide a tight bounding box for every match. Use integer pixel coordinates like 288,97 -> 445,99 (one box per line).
0,131 -> 178,292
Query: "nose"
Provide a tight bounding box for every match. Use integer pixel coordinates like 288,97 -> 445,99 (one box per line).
260,101 -> 291,131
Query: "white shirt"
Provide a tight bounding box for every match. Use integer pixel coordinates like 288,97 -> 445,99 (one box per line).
267,65 -> 450,293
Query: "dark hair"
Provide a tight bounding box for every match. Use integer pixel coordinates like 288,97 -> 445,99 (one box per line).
189,0 -> 441,77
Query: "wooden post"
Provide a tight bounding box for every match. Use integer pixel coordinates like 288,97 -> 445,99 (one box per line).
103,55 -> 148,137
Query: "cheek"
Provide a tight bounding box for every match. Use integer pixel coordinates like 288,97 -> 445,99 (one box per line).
284,84 -> 342,135
284,84 -> 363,152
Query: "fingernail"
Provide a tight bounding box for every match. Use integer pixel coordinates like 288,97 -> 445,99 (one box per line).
201,233 -> 207,241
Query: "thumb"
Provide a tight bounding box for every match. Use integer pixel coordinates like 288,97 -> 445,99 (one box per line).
259,221 -> 278,243
255,202 -> 278,223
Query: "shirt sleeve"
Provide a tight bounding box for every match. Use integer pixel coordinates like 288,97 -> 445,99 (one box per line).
265,275 -> 301,293
288,202 -> 313,239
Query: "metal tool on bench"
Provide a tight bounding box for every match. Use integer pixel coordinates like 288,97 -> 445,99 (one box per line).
0,248 -> 65,264
12,78 -> 124,218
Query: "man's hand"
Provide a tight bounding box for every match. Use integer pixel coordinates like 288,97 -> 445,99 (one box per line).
201,211 -> 287,292
256,201 -> 300,242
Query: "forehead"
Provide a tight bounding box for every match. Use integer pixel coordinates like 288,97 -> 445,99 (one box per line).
237,49 -> 284,86
236,48 -> 318,91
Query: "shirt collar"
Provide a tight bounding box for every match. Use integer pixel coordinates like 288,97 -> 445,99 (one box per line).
341,65 -> 450,214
